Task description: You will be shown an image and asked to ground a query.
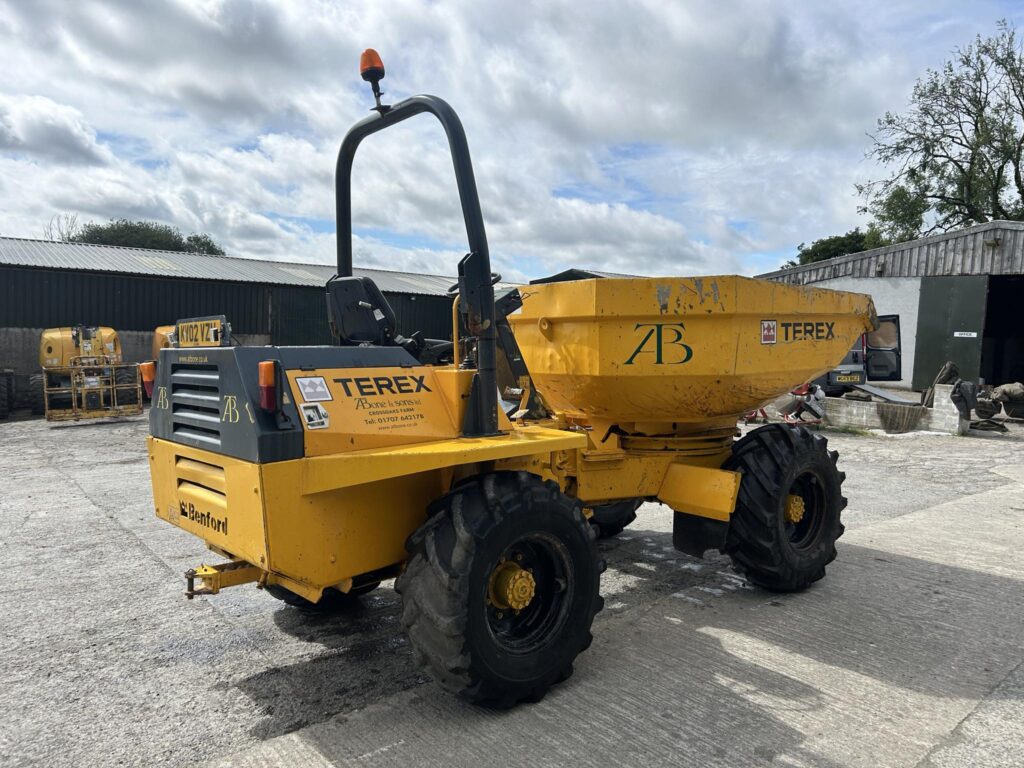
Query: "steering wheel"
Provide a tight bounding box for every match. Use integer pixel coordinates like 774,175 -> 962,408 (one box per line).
447,272 -> 502,296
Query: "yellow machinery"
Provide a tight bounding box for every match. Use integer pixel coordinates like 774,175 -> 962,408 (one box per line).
140,317 -> 232,401
139,325 -> 177,402
30,326 -> 142,421
151,325 -> 176,361
146,52 -> 877,708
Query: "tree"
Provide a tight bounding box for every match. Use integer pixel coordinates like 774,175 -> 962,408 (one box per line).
859,21 -> 1024,239
866,184 -> 929,243
184,233 -> 226,256
790,225 -> 888,267
46,216 -> 226,255
42,213 -> 81,242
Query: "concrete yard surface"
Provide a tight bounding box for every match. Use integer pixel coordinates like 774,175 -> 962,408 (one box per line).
0,415 -> 1022,767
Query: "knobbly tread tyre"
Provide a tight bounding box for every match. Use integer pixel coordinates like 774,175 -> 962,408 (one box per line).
28,373 -> 45,416
0,377 -> 8,419
974,399 -> 1001,419
114,367 -> 139,405
396,471 -> 604,709
589,499 -> 642,539
46,374 -> 72,412
723,423 -> 846,592
264,583 -> 317,609
264,583 -> 377,611
348,580 -> 381,597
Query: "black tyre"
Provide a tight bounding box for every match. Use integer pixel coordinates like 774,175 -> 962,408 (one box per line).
589,499 -> 642,539
396,471 -> 603,708
346,581 -> 381,597
264,581 -> 380,611
0,378 -> 9,420
974,399 -> 1002,419
28,373 -> 45,416
723,423 -> 846,592
114,367 -> 139,405
47,374 -> 72,412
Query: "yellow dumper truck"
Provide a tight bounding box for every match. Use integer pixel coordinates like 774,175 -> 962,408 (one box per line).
146,51 -> 876,708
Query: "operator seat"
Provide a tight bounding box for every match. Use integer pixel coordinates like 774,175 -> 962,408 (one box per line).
326,275 -> 399,346
325,275 -> 454,363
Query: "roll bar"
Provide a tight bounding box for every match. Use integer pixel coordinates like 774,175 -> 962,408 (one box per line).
333,94 -> 499,437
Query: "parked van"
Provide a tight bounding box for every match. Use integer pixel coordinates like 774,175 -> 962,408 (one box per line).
816,315 -> 902,395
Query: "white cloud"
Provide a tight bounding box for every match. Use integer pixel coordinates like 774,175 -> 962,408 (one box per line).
0,94 -> 114,165
0,0 -> 1019,277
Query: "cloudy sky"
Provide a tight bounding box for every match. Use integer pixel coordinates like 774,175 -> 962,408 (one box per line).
1,1 -> 1021,281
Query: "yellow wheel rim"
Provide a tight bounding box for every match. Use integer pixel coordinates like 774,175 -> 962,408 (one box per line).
784,494 -> 806,524
488,560 -> 536,612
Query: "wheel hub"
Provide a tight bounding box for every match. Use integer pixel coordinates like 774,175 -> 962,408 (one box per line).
488,560 -> 536,612
785,494 -> 806,524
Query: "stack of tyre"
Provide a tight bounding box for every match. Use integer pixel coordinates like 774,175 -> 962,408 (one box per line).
28,372 -> 47,415
114,366 -> 140,406
0,371 -> 11,420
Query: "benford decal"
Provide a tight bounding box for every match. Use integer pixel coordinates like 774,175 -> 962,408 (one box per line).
179,500 -> 228,535
761,320 -> 777,345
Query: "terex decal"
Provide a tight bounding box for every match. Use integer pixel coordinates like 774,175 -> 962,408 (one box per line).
761,320 -> 836,343
179,500 -> 228,535
780,321 -> 835,341
625,323 -> 693,365
332,375 -> 432,396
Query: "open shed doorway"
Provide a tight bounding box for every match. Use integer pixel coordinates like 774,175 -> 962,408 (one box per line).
981,275 -> 1024,386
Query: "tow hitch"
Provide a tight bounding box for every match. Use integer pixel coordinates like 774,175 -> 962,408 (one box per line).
184,560 -> 261,599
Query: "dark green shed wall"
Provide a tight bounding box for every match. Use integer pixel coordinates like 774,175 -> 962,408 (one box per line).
0,265 -> 454,343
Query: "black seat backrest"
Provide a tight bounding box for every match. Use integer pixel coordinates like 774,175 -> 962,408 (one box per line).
325,275 -> 398,346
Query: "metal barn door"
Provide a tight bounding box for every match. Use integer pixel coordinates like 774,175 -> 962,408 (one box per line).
911,276 -> 989,390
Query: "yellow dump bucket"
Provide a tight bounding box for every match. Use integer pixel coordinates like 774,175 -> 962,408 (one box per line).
511,276 -> 877,426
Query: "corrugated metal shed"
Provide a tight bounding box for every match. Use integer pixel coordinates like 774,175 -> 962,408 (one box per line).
760,221 -> 1024,285
0,264 -> 455,340
267,284 -> 453,345
0,236 -> 455,296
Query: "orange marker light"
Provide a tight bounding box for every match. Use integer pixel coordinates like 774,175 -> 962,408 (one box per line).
258,360 -> 275,388
140,360 -> 156,398
258,360 -> 277,411
360,48 -> 385,82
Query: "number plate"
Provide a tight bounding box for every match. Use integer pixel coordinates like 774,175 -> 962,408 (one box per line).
176,317 -> 224,347
835,374 -> 862,383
